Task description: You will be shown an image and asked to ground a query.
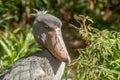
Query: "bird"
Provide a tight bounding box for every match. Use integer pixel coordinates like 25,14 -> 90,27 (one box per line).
0,10 -> 70,80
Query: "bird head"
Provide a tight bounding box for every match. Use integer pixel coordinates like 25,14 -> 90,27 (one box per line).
33,10 -> 70,63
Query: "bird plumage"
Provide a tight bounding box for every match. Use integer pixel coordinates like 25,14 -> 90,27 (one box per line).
0,10 -> 70,80
0,50 -> 65,80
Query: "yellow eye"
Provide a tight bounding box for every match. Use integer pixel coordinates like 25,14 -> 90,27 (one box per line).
43,23 -> 53,31
44,24 -> 49,29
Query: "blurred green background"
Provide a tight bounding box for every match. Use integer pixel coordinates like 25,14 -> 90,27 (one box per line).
0,0 -> 120,80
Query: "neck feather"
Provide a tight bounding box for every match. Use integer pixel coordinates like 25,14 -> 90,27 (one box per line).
42,49 -> 65,80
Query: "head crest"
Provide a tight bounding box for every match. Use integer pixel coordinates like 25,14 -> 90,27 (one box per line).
31,9 -> 48,16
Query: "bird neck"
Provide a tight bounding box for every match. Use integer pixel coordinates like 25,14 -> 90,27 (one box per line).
55,62 -> 65,80
43,49 -> 66,80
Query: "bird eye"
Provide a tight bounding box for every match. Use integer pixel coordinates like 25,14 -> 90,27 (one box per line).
44,24 -> 49,29
43,23 -> 53,31
44,24 -> 53,31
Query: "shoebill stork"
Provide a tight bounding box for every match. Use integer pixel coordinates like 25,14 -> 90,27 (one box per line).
0,10 -> 70,80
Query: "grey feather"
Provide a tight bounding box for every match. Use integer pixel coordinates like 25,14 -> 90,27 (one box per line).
0,10 -> 68,80
0,50 -> 65,80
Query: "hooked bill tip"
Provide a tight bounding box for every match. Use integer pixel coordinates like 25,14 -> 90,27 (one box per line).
64,56 -> 71,64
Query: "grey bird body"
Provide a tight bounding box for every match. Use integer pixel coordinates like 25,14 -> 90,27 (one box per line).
0,10 -> 70,80
0,50 -> 65,80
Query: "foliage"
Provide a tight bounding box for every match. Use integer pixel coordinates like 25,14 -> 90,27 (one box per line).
0,26 -> 40,71
0,0 -> 120,80
62,15 -> 120,80
0,0 -> 120,30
